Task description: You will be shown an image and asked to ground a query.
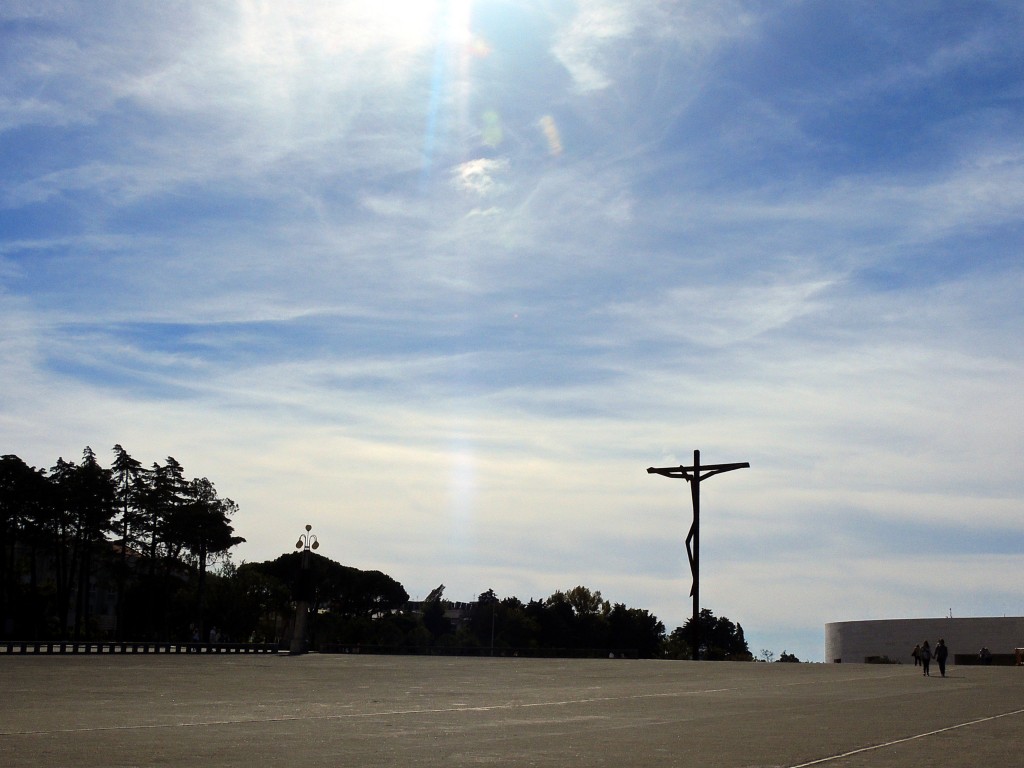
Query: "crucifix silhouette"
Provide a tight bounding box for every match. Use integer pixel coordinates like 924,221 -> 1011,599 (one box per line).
648,450 -> 749,660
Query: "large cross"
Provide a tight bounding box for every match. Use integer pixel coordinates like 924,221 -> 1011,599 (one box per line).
648,450 -> 749,660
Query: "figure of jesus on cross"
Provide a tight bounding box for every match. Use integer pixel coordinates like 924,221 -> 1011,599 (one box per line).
648,450 -> 749,660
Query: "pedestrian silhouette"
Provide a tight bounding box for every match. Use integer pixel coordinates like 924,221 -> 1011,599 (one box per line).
920,640 -> 931,676
935,639 -> 948,677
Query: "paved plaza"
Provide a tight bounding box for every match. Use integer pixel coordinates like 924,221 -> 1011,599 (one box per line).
1,654 -> 1021,767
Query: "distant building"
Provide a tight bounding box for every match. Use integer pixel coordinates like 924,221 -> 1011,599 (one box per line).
825,617 -> 1024,664
403,598 -> 474,631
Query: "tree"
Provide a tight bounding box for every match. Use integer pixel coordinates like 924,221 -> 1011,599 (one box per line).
669,609 -> 751,661
778,650 -> 800,663
664,627 -> 691,660
494,596 -> 540,651
607,603 -> 666,658
179,477 -> 245,637
46,457 -> 78,637
209,561 -> 291,643
467,589 -> 500,651
564,586 -> 608,617
247,552 -> 409,647
422,597 -> 450,640
110,445 -> 146,638
147,458 -> 189,564
141,457 -> 189,637
539,592 -> 575,648
70,447 -> 117,637
111,445 -> 146,552
47,453 -> 106,637
563,586 -> 610,649
346,569 -> 408,617
0,455 -> 50,637
45,449 -> 117,638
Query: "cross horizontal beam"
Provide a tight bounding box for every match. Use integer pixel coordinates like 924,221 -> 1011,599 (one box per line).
647,462 -> 749,482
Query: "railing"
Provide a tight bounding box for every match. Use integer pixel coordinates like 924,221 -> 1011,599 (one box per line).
0,640 -> 281,655
2,641 -> 649,658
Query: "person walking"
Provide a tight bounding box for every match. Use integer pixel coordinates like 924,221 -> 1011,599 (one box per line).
935,639 -> 949,677
912,644 -> 921,666
920,640 -> 932,676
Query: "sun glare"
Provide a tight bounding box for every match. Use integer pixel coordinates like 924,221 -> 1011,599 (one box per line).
318,1 -> 476,52
232,1 -> 477,65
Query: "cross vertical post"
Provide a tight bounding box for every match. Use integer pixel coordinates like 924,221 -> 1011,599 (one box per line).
648,450 -> 749,660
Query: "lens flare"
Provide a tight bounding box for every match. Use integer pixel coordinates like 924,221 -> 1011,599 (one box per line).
420,0 -> 479,181
539,115 -> 563,156
481,110 -> 503,147
448,442 -> 477,549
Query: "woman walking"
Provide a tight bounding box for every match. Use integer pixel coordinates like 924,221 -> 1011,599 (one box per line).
920,640 -> 932,676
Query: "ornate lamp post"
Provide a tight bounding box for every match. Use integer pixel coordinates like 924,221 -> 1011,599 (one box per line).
289,524 -> 319,655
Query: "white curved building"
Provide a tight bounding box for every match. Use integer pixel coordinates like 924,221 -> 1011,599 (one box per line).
825,617 -> 1024,664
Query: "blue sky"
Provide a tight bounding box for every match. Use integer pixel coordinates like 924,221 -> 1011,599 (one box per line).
2,1 -> 1023,661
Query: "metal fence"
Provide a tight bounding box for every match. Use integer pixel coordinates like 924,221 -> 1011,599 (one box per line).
0,640 -> 281,655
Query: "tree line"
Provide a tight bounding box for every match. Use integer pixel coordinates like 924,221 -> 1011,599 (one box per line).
429,589 -> 752,660
1,447 -> 243,640
1,446 -> 753,660
322,582 -> 672,658
230,562 -> 751,660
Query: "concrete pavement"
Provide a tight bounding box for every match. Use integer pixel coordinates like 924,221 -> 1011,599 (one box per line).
2,654 -> 1021,767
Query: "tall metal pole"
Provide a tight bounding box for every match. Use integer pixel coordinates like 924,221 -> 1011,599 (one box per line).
648,450 -> 748,660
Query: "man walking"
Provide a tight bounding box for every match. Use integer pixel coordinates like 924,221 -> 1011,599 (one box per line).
935,639 -> 949,677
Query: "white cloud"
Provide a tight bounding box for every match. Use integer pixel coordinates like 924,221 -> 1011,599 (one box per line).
550,3 -> 632,92
452,157 -> 510,195
606,279 -> 835,347
551,1 -> 755,93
